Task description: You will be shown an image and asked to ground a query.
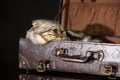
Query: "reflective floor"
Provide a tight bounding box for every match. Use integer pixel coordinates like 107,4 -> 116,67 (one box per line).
1,65 -> 120,80
18,69 -> 119,80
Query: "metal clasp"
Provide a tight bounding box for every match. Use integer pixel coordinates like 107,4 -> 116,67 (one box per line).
36,60 -> 46,72
54,48 -> 68,56
100,64 -> 118,76
86,50 -> 104,62
100,64 -> 113,75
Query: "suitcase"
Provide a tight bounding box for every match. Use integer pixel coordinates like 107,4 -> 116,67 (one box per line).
19,0 -> 120,78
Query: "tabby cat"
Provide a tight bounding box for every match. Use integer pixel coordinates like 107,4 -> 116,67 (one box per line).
26,19 -> 103,44
26,19 -> 69,44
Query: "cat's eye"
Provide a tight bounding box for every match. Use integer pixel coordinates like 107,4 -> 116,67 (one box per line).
52,29 -> 58,33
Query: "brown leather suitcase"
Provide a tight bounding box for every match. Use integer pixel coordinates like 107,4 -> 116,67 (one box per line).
19,0 -> 120,79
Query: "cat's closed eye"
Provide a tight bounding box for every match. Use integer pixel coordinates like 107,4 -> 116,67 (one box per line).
51,29 -> 58,34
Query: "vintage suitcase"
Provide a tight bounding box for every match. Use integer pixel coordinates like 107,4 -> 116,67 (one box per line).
19,0 -> 120,79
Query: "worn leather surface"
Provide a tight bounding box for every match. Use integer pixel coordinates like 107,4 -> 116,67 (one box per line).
19,38 -> 120,77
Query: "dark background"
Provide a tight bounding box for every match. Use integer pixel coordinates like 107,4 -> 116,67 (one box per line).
1,0 -> 120,80
1,0 -> 59,79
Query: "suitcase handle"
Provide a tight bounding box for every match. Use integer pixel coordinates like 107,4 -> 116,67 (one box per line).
54,48 -> 104,63
59,55 -> 89,63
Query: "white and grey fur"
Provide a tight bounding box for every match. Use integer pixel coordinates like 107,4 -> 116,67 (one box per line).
26,19 -> 69,44
66,30 -> 103,43
26,19 -> 103,44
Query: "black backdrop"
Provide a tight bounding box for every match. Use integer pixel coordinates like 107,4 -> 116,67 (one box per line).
1,1 -> 120,80
1,0 -> 59,79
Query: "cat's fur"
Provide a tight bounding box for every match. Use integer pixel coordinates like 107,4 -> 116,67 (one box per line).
26,19 -> 103,44
66,30 -> 103,43
26,19 -> 69,44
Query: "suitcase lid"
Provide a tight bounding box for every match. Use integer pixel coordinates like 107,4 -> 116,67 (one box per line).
58,0 -> 120,43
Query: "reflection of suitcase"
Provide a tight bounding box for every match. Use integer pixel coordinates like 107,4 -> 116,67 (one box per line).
19,72 -> 108,80
19,0 -> 120,78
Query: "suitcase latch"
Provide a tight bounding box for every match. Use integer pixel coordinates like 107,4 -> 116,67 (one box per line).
54,48 -> 68,56
100,64 -> 118,76
36,60 -> 50,72
86,50 -> 104,62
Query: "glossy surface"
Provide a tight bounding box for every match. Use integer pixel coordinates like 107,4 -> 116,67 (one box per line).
19,70 -> 110,80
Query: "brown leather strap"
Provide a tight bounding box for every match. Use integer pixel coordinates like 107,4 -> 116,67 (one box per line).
54,0 -> 69,21
54,0 -> 96,22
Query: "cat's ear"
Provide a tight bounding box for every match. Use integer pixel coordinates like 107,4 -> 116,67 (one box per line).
32,20 -> 41,27
32,19 -> 48,27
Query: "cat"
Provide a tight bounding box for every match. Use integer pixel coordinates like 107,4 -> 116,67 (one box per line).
26,19 -> 103,44
26,19 -> 69,44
